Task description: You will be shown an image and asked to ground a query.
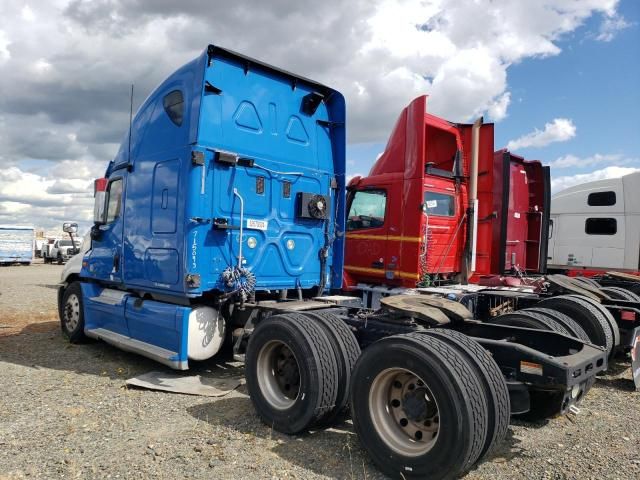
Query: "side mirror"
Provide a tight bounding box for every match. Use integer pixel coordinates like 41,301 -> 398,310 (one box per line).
93,178 -> 108,225
63,222 -> 78,234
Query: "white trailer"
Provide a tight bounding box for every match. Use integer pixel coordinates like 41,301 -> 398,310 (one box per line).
0,225 -> 35,265
548,171 -> 640,272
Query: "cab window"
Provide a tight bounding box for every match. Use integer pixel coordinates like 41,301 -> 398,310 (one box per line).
106,178 -> 123,223
347,190 -> 386,230
424,191 -> 455,216
163,90 -> 184,126
585,218 -> 616,235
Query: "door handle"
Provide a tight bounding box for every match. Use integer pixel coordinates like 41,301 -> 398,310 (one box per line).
371,261 -> 384,269
113,253 -> 120,272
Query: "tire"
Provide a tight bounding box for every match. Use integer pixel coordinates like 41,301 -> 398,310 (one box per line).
303,311 -> 361,426
572,276 -> 601,288
600,286 -> 640,302
350,332 -> 488,480
536,295 -> 613,355
421,329 -> 510,462
565,294 -> 620,350
57,254 -> 63,265
245,313 -> 339,434
489,310 -> 571,336
522,307 -> 591,343
60,281 -> 87,343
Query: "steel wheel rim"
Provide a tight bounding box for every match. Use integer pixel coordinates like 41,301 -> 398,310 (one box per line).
369,368 -> 440,457
64,293 -> 80,331
256,340 -> 301,410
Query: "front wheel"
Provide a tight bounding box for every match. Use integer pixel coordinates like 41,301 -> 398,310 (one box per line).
60,282 -> 86,343
57,254 -> 63,265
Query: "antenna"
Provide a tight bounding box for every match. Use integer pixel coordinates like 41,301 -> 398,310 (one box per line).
128,83 -> 134,163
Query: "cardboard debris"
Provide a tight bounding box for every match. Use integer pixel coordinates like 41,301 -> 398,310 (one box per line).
126,371 -> 242,397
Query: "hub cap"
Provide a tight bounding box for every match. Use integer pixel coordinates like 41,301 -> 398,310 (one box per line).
64,293 -> 80,331
256,340 -> 300,410
369,368 -> 440,456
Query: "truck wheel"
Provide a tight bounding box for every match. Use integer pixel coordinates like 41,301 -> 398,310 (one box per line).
600,286 -> 640,302
350,332 -> 488,479
421,329 -> 510,462
490,310 -> 571,336
565,294 -> 620,350
57,254 -> 63,265
536,295 -> 613,356
303,311 -> 360,426
245,313 -> 338,434
523,307 -> 591,342
573,276 -> 601,288
60,282 -> 86,343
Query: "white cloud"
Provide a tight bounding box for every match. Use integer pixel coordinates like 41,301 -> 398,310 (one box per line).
487,92 -> 511,122
507,118 -> 576,151
0,0 -> 628,228
0,165 -> 94,230
0,30 -> 10,63
549,152 -> 638,169
595,13 -> 631,42
21,5 -> 35,22
551,166 -> 640,193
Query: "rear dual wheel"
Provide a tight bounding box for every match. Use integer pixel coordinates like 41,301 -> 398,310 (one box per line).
537,295 -> 618,357
350,331 -> 507,479
245,312 -> 359,434
600,286 -> 640,302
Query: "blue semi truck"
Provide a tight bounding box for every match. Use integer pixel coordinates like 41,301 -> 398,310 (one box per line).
58,45 -> 607,479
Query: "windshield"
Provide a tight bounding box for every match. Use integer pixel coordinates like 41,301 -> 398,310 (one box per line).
59,240 -> 73,247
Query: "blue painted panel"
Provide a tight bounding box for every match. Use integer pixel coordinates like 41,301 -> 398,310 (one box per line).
125,297 -> 190,360
152,159 -> 179,234
81,282 -> 128,336
188,48 -> 346,293
144,248 -> 180,285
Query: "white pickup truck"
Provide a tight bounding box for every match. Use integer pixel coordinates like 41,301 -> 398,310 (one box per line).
45,238 -> 81,264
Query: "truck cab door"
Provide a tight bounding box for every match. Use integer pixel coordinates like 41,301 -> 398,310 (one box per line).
423,180 -> 464,275
344,188 -> 390,284
86,175 -> 125,284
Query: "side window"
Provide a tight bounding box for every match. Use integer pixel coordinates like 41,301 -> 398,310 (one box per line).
347,190 -> 387,230
423,191 -> 455,216
588,191 -> 616,206
163,90 -> 184,126
106,179 -> 123,223
585,218 -> 617,235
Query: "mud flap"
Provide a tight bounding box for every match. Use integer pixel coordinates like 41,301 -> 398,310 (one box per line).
630,326 -> 640,390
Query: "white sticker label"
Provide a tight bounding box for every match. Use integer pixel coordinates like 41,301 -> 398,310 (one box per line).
514,212 -> 521,218
520,361 -> 543,376
426,200 -> 437,208
246,219 -> 268,231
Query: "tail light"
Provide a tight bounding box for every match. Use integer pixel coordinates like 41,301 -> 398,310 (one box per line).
621,310 -> 636,322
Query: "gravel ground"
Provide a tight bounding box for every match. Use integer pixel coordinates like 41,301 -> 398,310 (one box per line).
0,263 -> 639,479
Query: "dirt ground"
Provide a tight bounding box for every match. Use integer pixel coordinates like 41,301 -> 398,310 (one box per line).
1,262 -> 639,479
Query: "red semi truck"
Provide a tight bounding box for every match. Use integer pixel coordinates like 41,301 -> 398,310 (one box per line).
343,95 -> 550,290
342,96 -> 640,385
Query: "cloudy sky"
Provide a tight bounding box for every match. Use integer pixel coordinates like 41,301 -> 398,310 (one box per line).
0,0 -> 638,232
